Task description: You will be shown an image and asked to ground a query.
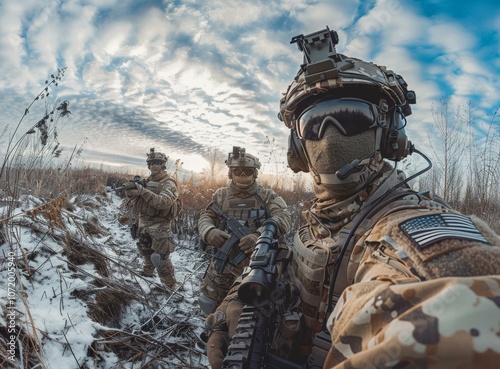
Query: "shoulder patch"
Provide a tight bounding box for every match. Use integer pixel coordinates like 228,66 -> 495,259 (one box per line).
399,213 -> 489,249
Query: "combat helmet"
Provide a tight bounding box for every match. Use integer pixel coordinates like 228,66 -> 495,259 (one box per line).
226,146 -> 261,179
146,148 -> 168,167
279,26 -> 417,177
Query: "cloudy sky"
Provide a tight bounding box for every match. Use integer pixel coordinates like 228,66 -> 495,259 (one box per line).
0,0 -> 498,175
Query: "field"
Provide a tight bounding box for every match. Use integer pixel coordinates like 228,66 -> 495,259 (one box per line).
0,166 -> 311,369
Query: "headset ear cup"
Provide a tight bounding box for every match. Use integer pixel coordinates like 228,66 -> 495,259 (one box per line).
380,110 -> 410,161
287,131 -> 309,173
396,130 -> 409,160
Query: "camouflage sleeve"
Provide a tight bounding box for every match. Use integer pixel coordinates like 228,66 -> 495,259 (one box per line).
325,276 -> 500,368
263,189 -> 292,237
324,209 -> 500,368
139,179 -> 179,210
198,190 -> 223,243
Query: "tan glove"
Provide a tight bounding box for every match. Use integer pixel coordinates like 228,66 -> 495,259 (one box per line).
238,233 -> 259,254
207,330 -> 227,369
206,296 -> 244,369
125,182 -> 144,198
207,229 -> 230,248
205,310 -> 229,369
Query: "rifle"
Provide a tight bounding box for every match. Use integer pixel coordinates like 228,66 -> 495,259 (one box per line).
110,175 -> 148,192
208,202 -> 253,275
223,219 -> 303,369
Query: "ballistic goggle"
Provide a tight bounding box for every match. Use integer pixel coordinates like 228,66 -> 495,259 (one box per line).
296,98 -> 386,140
147,159 -> 165,166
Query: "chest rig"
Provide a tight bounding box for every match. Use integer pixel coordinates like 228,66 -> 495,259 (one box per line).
288,189 -> 451,366
217,187 -> 268,232
145,179 -> 163,194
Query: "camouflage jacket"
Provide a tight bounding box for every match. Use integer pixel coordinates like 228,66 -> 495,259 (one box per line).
129,171 -> 180,231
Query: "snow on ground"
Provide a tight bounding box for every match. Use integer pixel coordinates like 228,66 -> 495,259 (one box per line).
1,190 -> 210,368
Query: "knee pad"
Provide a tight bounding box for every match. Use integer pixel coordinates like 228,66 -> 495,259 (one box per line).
199,293 -> 219,315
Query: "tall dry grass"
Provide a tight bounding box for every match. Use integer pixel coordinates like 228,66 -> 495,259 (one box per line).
416,99 -> 500,233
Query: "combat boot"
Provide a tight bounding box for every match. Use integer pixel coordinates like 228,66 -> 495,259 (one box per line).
158,258 -> 176,288
142,257 -> 155,278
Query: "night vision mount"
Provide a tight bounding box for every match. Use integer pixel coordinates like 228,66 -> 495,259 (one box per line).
290,26 -> 342,86
228,146 -> 246,165
291,26 -> 340,65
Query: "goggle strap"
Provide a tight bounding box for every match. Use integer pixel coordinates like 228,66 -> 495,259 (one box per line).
374,126 -> 383,152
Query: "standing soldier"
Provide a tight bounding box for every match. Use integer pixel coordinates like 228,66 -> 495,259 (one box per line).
124,148 -> 181,289
197,146 -> 292,315
205,27 -> 500,369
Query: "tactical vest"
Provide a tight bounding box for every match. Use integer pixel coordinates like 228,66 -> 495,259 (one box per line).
288,189 -> 451,365
215,186 -> 268,232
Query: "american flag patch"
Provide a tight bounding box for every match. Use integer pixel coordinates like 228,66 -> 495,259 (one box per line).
399,213 -> 489,249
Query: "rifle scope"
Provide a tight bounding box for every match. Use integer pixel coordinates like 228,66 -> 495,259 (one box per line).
238,218 -> 278,305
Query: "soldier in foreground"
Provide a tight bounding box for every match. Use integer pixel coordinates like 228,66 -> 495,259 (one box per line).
198,146 -> 292,315
204,27 -> 500,368
124,148 -> 181,289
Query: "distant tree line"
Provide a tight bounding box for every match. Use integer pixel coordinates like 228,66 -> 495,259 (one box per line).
1,97 -> 498,235
412,98 -> 499,232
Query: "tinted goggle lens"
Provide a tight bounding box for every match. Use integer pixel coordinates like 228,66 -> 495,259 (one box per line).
297,99 -> 379,140
232,167 -> 253,176
148,159 -> 164,166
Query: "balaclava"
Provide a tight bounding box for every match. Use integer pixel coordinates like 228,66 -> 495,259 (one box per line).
303,126 -> 381,200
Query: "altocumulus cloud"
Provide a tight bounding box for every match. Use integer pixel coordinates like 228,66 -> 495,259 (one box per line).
0,0 -> 498,174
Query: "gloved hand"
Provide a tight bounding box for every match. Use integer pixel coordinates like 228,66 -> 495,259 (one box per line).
125,182 -> 144,198
238,233 -> 259,254
207,229 -> 230,248
206,296 -> 244,369
124,181 -> 138,190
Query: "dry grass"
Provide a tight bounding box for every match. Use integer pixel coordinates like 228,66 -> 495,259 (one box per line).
87,281 -> 136,326
0,309 -> 45,369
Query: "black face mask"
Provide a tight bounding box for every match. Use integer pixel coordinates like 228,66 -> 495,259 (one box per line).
303,125 -> 379,199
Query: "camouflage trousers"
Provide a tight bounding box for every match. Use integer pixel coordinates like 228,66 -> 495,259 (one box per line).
200,257 -> 248,307
137,230 -> 176,288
